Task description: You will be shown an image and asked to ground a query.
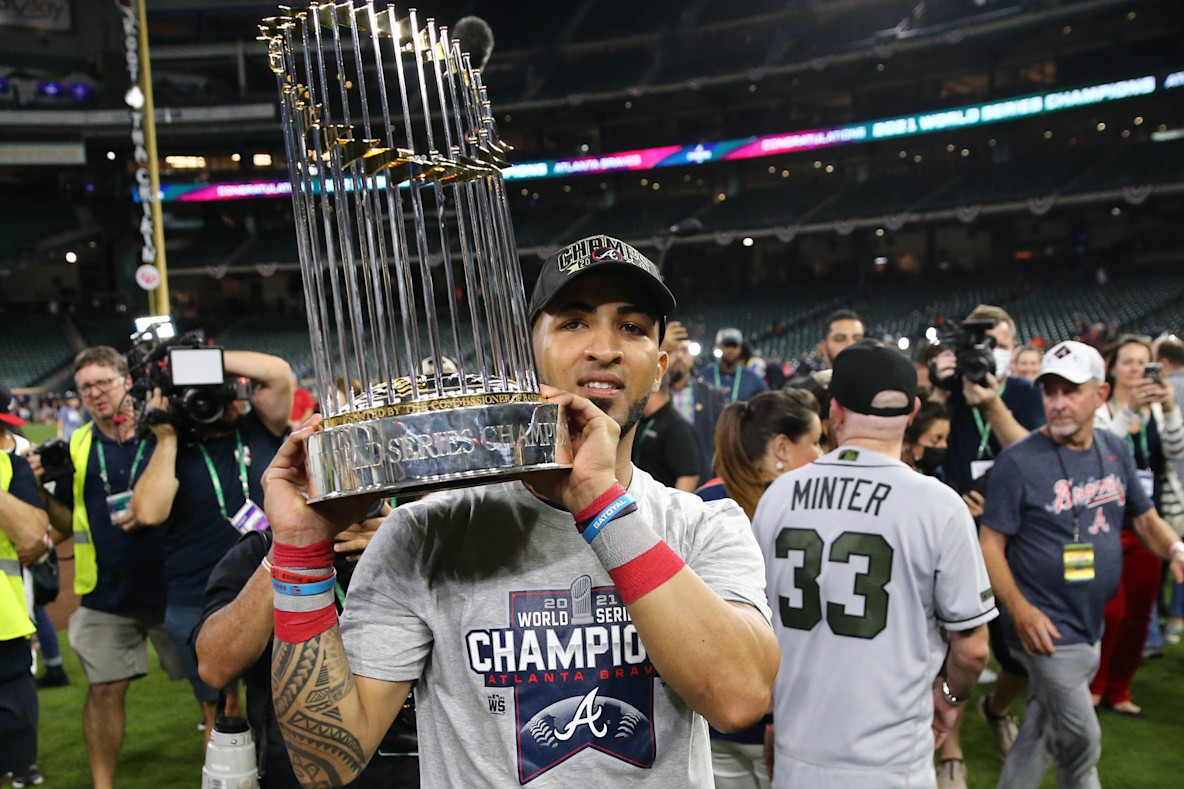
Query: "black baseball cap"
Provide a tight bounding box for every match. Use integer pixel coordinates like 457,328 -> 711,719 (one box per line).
830,339 -> 917,417
527,235 -> 677,338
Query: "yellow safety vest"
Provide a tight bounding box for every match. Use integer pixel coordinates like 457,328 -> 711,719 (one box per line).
0,451 -> 36,641
69,422 -> 99,595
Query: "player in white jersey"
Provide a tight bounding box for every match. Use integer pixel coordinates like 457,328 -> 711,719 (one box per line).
753,339 -> 997,788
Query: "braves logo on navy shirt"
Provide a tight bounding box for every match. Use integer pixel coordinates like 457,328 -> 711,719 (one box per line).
465,575 -> 657,783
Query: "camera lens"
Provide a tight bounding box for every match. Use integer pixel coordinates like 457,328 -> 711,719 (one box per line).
182,389 -> 225,424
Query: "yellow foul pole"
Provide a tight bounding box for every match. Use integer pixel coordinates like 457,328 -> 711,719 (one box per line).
136,0 -> 169,316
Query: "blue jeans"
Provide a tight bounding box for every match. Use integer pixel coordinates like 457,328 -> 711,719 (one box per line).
164,605 -> 236,704
1145,576 -> 1184,649
33,606 -> 61,665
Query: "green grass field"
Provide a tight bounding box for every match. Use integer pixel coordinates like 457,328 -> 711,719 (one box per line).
27,634 -> 1184,787
23,423 -> 57,446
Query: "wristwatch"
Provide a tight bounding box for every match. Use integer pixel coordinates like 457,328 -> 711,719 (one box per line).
941,680 -> 968,706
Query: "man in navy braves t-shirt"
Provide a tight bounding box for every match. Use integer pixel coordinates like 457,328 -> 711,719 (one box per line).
981,341 -> 1184,789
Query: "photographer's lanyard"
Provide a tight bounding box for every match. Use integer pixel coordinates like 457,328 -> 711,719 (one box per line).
713,366 -> 742,403
971,381 -> 1007,460
198,431 -> 250,523
95,436 -> 147,498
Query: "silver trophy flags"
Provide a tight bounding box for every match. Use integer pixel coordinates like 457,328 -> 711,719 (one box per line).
260,2 -> 567,501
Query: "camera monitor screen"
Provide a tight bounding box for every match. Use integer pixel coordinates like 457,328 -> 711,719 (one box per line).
170,347 -> 225,386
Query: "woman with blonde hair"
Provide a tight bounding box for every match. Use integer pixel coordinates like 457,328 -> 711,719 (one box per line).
696,388 -> 822,788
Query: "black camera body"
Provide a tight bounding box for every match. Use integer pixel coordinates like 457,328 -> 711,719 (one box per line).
127,329 -> 248,443
933,318 -> 998,389
34,438 -> 74,483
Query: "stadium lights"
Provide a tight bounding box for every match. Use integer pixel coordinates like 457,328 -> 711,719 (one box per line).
231,152 -> 241,162
164,155 -> 206,169
688,341 -> 701,357
64,251 -> 77,263
134,315 -> 176,340
106,151 -> 116,160
925,327 -> 939,343
253,153 -> 272,167
898,337 -> 910,351
742,237 -> 754,247
713,348 -> 723,359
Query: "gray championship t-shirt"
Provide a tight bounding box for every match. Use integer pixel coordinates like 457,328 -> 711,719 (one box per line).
983,429 -> 1153,648
341,468 -> 770,787
753,446 -> 997,783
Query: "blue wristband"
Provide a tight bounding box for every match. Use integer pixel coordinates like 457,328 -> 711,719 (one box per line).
582,493 -> 638,544
272,573 -> 336,596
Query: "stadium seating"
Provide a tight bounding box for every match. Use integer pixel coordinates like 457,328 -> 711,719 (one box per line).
0,313 -> 74,387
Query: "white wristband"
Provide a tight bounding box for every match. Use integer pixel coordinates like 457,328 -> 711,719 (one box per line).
1170,541 -> 1184,560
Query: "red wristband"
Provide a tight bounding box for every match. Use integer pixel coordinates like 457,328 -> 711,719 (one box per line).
574,483 -> 628,525
271,566 -> 334,586
273,539 -> 335,568
607,541 -> 686,605
274,606 -> 338,643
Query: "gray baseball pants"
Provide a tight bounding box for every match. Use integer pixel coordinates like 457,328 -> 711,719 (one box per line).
997,642 -> 1102,789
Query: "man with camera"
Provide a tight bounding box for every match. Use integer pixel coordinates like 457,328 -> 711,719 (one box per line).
25,347 -> 183,789
129,349 -> 293,735
927,305 -> 1045,491
924,306 -> 1044,782
662,320 -> 726,483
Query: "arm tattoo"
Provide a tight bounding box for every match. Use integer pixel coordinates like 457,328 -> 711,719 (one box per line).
273,630 -> 367,787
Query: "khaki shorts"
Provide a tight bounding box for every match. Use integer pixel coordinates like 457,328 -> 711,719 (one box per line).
68,606 -> 185,685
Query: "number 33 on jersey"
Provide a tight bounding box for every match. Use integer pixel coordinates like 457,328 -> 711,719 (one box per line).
751,446 -> 998,768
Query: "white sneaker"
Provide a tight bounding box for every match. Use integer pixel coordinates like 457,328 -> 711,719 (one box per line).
978,694 -> 1019,760
1165,621 -> 1183,645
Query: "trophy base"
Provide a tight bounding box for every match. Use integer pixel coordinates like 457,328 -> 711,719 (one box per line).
305,400 -> 570,502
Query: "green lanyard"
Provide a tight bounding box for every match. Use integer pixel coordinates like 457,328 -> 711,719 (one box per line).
1110,399 -> 1151,466
632,417 -> 657,462
94,429 -> 147,498
713,365 -> 743,403
971,381 -> 1007,460
671,387 -> 694,423
197,430 -> 250,522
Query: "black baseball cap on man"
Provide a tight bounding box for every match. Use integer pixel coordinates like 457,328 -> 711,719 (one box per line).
829,339 -> 917,417
528,235 -> 677,340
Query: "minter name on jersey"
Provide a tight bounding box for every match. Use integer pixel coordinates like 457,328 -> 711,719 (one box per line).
789,475 -> 893,515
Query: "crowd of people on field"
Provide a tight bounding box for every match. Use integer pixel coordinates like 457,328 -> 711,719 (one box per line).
2,236 -> 1183,789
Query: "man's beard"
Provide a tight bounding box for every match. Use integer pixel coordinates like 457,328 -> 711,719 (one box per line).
589,394 -> 650,439
669,366 -> 688,386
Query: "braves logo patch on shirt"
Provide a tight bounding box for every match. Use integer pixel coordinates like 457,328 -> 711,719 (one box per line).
465,575 -> 658,782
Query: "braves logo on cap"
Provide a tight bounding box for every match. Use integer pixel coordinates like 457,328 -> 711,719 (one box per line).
591,246 -> 624,263
554,235 -> 659,279
465,576 -> 657,781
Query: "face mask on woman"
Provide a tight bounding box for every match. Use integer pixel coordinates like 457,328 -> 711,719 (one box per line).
916,446 -> 947,474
